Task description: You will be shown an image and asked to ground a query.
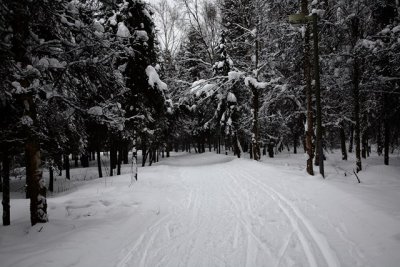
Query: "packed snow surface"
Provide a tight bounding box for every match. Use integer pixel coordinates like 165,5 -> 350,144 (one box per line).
1,152 -> 400,267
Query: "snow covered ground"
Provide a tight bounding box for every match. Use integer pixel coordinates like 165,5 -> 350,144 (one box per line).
1,151 -> 400,267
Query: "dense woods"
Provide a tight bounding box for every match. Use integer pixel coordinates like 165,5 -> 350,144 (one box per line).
1,0 -> 400,226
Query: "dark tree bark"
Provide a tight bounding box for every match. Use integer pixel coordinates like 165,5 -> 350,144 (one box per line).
208,133 -> 212,152
111,146 -> 117,170
123,146 -> 129,164
340,125 -> 348,160
218,134 -> 221,154
117,143 -> 122,175
293,132 -> 298,154
132,136 -> 138,181
353,58 -> 362,172
97,148 -> 102,178
21,94 -> 48,225
166,142 -> 170,157
26,142 -> 47,225
80,154 -> 89,168
268,143 -> 274,158
0,163 -> 2,194
361,132 -> 366,159
377,125 -> 383,156
64,154 -> 70,180
250,84 -> 261,161
109,146 -> 115,176
74,155 -> 78,167
142,144 -> 147,167
302,0 -> 314,175
384,95 -> 390,165
148,149 -> 154,166
49,165 -> 54,192
349,124 -> 354,153
233,134 -> 241,158
142,150 -> 149,167
312,14 -> 324,178
2,149 -> 10,226
243,141 -> 248,153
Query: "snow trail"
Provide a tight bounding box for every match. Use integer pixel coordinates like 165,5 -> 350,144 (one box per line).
237,167 -> 340,267
3,152 -> 400,267
115,154 -> 339,267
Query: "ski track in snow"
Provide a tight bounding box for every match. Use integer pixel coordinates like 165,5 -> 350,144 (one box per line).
114,156 -> 341,267
3,153 -> 400,267
235,167 -> 340,267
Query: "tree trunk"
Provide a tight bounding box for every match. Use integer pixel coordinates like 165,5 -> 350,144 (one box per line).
117,143 -> 122,175
353,58 -> 362,172
361,132 -> 366,159
347,125 -> 353,153
26,142 -> 47,226
97,148 -> 102,178
233,133 -> 241,158
218,134 -> 221,154
377,128 -> 382,156
293,132 -> 298,154
0,159 -> 2,193
22,93 -> 47,225
302,0 -> 314,175
340,125 -> 348,160
111,145 -> 117,170
268,143 -> 274,158
49,164 -> 54,193
142,144 -> 147,167
148,149 -> 153,166
132,135 -> 138,180
384,123 -> 390,165
384,95 -> 390,165
64,154 -> 70,180
312,14 -> 324,178
123,146 -> 129,164
250,85 -> 260,160
166,142 -> 170,157
109,147 -> 114,176
2,149 -> 10,226
74,155 -> 78,167
197,140 -> 201,154
80,154 -> 89,168
208,133 -> 212,152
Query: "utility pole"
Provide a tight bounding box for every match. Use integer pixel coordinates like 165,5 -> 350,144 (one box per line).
289,0 -> 314,175
289,5 -> 324,177
312,13 -> 324,177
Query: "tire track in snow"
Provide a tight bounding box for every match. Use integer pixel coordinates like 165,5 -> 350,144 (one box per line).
237,167 -> 340,267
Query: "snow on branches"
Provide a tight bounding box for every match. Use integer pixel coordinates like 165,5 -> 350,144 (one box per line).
146,65 -> 168,91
